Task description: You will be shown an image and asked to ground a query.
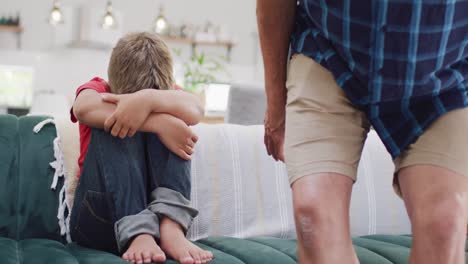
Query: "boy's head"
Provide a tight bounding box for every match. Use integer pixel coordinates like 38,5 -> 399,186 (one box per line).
108,32 -> 174,94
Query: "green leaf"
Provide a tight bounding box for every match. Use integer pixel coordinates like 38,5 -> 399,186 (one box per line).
198,52 -> 205,65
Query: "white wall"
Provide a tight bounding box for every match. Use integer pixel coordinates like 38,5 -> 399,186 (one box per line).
0,0 -> 261,66
0,49 -> 263,100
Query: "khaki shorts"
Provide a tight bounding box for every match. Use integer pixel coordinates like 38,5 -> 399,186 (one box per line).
285,54 -> 468,194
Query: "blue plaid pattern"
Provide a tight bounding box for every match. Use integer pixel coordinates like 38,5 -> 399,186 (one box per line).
291,0 -> 468,158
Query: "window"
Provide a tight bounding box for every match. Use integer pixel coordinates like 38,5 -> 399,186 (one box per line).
0,65 -> 34,108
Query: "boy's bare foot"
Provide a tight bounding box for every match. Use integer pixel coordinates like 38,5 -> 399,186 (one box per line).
122,234 -> 166,264
160,217 -> 213,264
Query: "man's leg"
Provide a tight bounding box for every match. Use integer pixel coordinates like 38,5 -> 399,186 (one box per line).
394,107 -> 468,264
145,133 -> 213,264
70,129 -> 165,263
398,166 -> 468,264
284,54 -> 370,263
292,174 -> 359,263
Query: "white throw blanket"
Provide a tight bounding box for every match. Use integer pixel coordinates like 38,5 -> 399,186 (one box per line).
188,124 -> 295,241
33,115 -> 80,242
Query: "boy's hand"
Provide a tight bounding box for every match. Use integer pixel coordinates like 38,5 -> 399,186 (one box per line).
102,90 -> 152,138
156,114 -> 198,160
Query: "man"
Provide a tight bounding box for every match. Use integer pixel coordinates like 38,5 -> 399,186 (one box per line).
257,1 -> 468,263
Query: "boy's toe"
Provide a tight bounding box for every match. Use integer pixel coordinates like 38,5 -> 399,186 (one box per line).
127,252 -> 136,263
142,251 -> 152,263
180,256 -> 195,264
203,251 -> 212,260
152,253 -> 166,262
134,252 -> 143,264
207,250 -> 214,261
189,250 -> 203,264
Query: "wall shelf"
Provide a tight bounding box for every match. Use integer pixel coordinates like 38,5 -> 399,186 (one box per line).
0,25 -> 23,33
0,25 -> 23,49
162,37 -> 235,61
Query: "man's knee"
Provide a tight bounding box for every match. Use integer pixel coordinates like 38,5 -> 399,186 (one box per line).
411,196 -> 466,242
292,174 -> 353,235
293,195 -> 329,245
293,192 -> 330,224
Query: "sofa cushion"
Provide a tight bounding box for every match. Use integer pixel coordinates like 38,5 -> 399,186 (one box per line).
0,115 -> 19,239
0,237 -> 120,264
1,235 -> 464,264
0,115 -> 63,241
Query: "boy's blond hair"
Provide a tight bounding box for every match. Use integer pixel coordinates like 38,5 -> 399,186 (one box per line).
108,32 -> 174,94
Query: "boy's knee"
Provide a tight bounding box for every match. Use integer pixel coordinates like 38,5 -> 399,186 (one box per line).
90,128 -> 117,144
91,128 -> 144,145
87,128 -> 146,163
146,133 -> 191,166
145,133 -> 165,150
90,128 -> 108,138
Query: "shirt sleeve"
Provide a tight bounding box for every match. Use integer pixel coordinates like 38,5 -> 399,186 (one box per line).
173,84 -> 183,91
70,79 -> 109,123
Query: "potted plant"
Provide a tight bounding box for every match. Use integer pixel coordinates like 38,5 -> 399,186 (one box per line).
174,48 -> 228,94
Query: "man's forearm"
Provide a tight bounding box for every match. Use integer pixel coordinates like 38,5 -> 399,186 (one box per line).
146,89 -> 204,126
257,0 -> 296,115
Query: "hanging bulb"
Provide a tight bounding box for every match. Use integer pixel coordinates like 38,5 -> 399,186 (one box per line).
48,0 -> 64,25
153,6 -> 168,35
101,1 -> 117,29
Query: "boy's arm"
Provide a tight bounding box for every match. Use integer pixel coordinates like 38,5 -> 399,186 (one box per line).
102,89 -> 204,126
73,89 -> 196,160
73,89 -> 153,132
73,89 -> 116,129
151,89 -> 205,125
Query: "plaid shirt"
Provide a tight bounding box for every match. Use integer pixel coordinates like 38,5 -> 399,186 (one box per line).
291,0 -> 468,158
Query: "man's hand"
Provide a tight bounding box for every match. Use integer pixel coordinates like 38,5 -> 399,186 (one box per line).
102,90 -> 153,138
257,0 -> 295,162
264,102 -> 286,162
155,114 -> 198,161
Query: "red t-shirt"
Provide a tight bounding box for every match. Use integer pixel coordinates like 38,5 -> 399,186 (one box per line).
70,77 -> 111,178
71,77 -> 183,177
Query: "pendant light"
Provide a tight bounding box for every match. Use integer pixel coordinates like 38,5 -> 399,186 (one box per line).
48,0 -> 64,25
101,1 -> 117,29
153,6 -> 169,35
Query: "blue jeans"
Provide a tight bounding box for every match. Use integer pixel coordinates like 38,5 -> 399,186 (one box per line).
70,129 -> 198,254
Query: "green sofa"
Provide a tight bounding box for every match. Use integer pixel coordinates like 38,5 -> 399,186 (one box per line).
0,115 -> 466,264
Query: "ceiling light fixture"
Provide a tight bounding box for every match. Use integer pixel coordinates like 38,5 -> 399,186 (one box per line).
48,0 -> 64,25
153,6 -> 169,35
101,1 -> 117,29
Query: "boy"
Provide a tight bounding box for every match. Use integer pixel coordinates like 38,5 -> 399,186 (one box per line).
70,32 -> 213,264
